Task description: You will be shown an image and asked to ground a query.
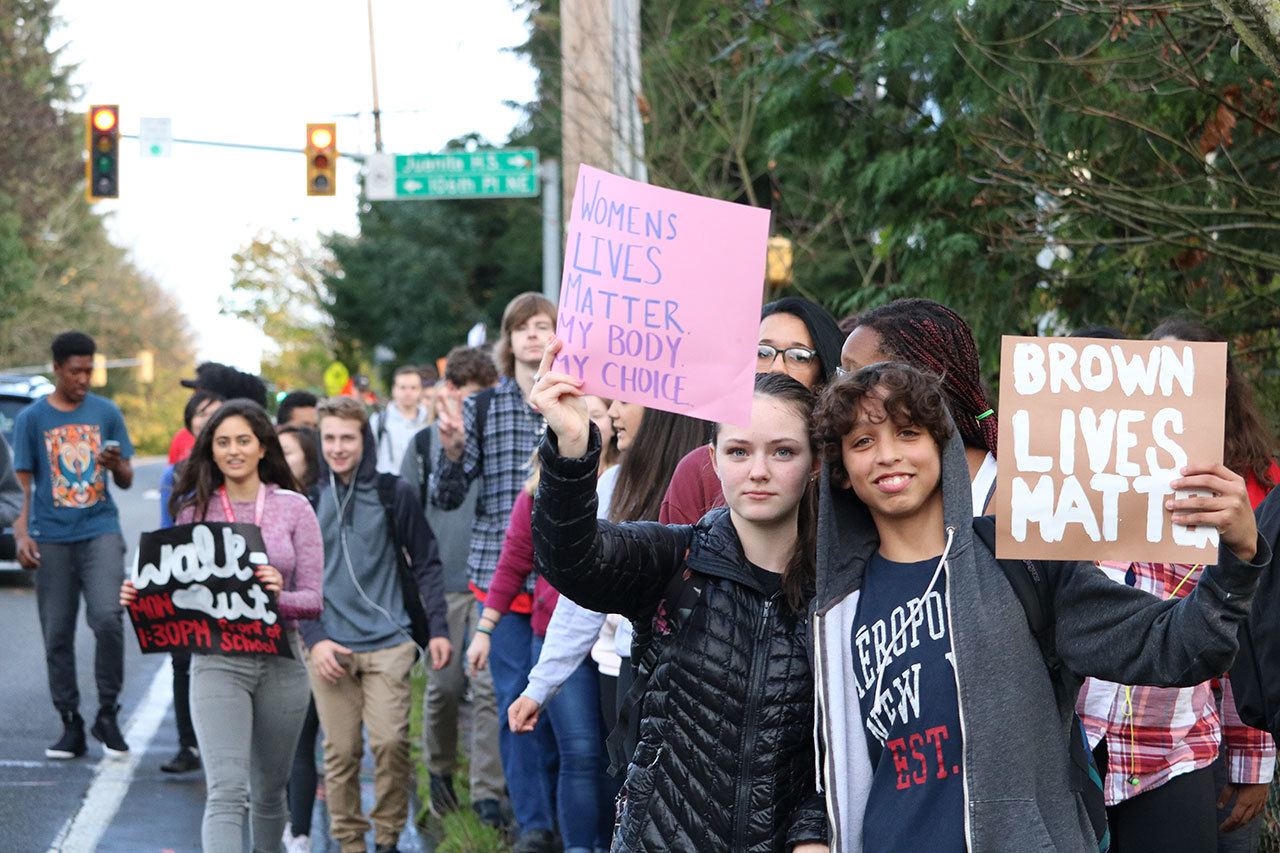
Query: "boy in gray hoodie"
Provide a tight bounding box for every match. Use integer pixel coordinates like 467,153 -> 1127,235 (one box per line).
809,362 -> 1270,853
303,396 -> 451,853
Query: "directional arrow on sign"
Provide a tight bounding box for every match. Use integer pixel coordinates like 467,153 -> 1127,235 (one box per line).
403,179 -> 423,192
508,154 -> 531,169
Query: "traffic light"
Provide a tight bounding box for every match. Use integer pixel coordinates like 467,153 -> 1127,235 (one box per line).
136,350 -> 154,384
86,105 -> 120,200
91,354 -> 108,387
306,123 -> 337,196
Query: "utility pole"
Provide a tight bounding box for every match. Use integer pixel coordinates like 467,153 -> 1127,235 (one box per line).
560,0 -> 615,217
367,0 -> 384,153
611,0 -> 645,182
541,158 -> 562,302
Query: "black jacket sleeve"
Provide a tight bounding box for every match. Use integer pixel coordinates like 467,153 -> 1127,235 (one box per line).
1053,535 -> 1271,687
531,427 -> 689,621
785,790 -> 830,850
394,478 -> 449,640
1229,488 -> 1280,736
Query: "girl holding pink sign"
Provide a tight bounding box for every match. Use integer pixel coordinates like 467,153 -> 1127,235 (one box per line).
528,337 -> 830,853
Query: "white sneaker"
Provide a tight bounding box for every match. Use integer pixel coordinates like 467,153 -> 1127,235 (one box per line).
282,827 -> 312,853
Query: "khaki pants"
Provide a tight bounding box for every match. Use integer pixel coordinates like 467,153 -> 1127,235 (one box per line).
308,640 -> 415,852
424,591 -> 504,801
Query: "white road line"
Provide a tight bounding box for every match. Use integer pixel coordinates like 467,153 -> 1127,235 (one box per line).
47,658 -> 174,853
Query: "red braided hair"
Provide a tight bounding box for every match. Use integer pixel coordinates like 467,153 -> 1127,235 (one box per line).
851,298 -> 997,455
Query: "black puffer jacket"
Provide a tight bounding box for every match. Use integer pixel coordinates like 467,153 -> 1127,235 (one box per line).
532,430 -> 829,853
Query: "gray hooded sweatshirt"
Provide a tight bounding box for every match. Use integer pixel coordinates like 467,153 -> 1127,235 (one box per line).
811,427 -> 1271,852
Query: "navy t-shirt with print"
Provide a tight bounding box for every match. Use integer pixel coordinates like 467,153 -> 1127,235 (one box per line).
852,552 -> 965,853
12,394 -> 133,543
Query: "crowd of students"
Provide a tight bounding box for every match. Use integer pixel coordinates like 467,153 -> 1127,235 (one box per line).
2,286 -> 1278,853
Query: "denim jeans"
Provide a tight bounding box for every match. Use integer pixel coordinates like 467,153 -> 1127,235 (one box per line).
536,637 -> 617,852
191,632 -> 310,853
487,607 -> 557,833
425,591 -> 504,801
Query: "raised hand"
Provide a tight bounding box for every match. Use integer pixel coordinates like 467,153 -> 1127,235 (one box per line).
1168,464 -> 1258,562
436,392 -> 466,461
528,338 -> 590,458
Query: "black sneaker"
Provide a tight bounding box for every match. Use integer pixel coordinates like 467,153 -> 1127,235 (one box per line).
428,773 -> 459,817
90,704 -> 129,756
472,798 -> 506,831
374,845 -> 400,853
45,711 -> 86,760
160,745 -> 200,774
512,828 -> 559,853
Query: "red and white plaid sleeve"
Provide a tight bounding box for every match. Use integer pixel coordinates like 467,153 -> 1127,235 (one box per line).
1220,675 -> 1277,784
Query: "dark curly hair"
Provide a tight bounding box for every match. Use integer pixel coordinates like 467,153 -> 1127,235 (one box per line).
1150,318 -> 1277,490
849,298 -> 995,455
813,362 -> 954,489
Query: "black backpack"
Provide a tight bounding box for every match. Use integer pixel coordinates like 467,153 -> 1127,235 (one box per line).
606,558 -> 703,776
411,387 -> 496,508
375,473 -> 433,653
971,516 -> 1110,853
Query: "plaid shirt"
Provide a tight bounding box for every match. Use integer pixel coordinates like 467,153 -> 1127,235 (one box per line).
430,377 -> 544,593
1077,561 -> 1276,805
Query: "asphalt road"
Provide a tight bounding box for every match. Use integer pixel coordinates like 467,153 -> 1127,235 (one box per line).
0,459 -> 431,852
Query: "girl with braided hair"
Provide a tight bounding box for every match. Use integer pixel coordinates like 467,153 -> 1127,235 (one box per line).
839,298 -> 999,514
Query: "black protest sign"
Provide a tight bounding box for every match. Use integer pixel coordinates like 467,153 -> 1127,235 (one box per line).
127,522 -> 292,657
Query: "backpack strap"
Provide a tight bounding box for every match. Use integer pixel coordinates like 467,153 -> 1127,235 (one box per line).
413,427 -> 433,508
470,386 -> 496,467
605,552 -> 703,775
375,472 -> 431,651
971,516 -> 1059,671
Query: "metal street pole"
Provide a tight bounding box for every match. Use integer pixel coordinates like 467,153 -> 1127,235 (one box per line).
542,158 -> 562,302
367,0 -> 384,153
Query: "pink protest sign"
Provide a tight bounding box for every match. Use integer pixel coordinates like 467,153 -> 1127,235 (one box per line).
555,165 -> 771,426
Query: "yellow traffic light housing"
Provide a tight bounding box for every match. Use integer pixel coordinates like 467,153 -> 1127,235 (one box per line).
306,123 -> 337,196
766,235 -> 794,288
86,105 -> 120,200
136,350 -> 155,384
91,354 -> 108,387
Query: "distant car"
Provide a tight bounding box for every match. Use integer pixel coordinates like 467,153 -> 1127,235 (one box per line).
0,374 -> 54,574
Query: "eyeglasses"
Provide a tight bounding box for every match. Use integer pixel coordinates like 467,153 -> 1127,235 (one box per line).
834,365 -> 851,377
758,344 -> 818,367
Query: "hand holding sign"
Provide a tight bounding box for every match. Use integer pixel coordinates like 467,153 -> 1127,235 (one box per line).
127,522 -> 292,657
1169,464 -> 1257,562
555,166 -> 770,427
255,564 -> 283,594
995,336 -> 1230,564
530,338 -> 590,459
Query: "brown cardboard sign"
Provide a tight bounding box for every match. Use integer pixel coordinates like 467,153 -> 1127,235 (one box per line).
995,336 -> 1227,564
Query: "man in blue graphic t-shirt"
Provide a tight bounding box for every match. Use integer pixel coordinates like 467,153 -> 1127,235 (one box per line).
13,331 -> 135,760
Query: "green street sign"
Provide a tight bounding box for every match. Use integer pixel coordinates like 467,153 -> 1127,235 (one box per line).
365,149 -> 539,201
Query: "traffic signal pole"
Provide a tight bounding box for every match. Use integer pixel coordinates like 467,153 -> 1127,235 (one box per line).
541,158 -> 561,303
366,0 -> 385,153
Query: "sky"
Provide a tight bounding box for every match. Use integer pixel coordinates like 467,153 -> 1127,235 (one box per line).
53,0 -> 538,373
